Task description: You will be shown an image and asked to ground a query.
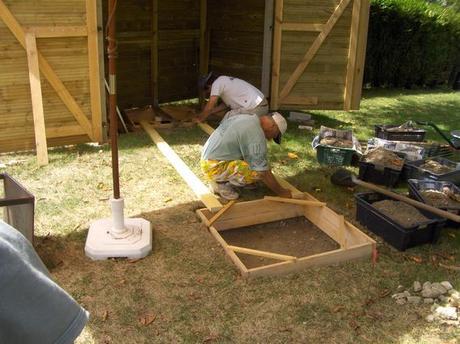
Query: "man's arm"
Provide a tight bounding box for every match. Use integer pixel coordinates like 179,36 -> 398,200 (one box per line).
259,170 -> 292,198
196,96 -> 228,122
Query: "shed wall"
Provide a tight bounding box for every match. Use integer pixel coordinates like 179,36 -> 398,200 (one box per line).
208,0 -> 265,89
0,0 -> 99,153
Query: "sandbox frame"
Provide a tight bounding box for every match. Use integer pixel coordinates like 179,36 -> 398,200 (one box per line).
196,195 -> 375,279
140,106 -> 376,278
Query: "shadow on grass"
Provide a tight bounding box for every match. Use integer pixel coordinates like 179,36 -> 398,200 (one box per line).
33,198 -> 460,344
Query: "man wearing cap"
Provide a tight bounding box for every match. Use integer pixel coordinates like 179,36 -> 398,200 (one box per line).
201,112 -> 292,200
196,73 -> 269,122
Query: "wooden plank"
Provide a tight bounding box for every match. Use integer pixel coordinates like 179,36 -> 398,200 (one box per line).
264,196 -> 325,207
86,0 -> 103,142
280,96 -> 318,105
25,33 -> 48,166
199,0 -> 209,76
197,122 -> 215,136
270,0 -> 283,109
247,243 -> 372,278
0,0 -> 94,140
209,227 -> 248,277
350,0 -> 370,110
261,0 -> 274,96
344,0 -> 360,110
228,245 -> 297,261
208,200 -> 236,226
279,0 -> 352,100
282,23 -> 324,31
140,120 -> 222,212
151,0 -> 159,105
46,124 -> 86,138
197,198 -> 304,231
27,26 -> 87,38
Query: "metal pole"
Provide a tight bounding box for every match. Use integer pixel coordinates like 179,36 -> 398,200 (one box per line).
107,0 -> 120,199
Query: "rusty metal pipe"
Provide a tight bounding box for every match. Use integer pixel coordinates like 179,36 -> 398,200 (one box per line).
107,0 -> 120,199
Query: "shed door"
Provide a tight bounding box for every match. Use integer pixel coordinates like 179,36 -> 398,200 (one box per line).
0,0 -> 104,154
270,0 -> 369,110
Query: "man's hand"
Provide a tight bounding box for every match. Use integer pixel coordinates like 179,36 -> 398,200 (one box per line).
278,189 -> 292,198
193,114 -> 206,123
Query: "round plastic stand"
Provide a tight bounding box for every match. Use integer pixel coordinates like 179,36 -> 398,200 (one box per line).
85,198 -> 152,260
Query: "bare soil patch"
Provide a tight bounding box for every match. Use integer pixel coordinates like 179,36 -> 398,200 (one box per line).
373,200 -> 430,228
219,217 -> 340,269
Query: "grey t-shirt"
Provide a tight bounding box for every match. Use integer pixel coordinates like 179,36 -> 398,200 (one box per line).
201,114 -> 269,171
0,220 -> 89,344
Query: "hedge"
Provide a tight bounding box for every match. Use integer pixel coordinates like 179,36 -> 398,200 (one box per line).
364,0 -> 460,88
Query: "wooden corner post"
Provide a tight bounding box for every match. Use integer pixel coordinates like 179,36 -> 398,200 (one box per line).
25,33 -> 48,166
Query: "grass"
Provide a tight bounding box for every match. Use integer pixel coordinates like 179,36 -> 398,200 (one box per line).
1,88 -> 460,343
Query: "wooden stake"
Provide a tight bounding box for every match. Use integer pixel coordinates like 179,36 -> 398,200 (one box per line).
228,245 -> 296,262
207,200 -> 236,226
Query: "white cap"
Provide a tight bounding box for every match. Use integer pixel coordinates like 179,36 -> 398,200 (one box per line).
272,112 -> 287,144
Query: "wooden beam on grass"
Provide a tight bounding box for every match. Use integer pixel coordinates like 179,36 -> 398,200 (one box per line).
228,245 -> 297,262
264,196 -> 325,207
25,33 -> 48,166
140,120 -> 222,212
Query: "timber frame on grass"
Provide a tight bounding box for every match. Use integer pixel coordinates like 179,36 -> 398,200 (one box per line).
139,105 -> 376,278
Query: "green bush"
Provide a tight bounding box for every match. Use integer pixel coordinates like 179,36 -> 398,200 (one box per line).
364,0 -> 460,88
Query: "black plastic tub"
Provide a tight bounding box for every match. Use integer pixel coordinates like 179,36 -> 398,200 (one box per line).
375,125 -> 426,142
355,192 -> 446,251
408,179 -> 460,228
358,161 -> 401,187
404,157 -> 460,185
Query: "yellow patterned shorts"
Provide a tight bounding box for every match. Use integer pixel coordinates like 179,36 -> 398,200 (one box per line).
200,160 -> 261,186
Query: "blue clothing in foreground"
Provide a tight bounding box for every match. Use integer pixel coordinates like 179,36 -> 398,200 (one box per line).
0,220 -> 89,344
201,114 -> 269,171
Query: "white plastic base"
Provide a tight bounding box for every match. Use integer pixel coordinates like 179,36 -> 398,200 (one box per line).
85,217 -> 152,260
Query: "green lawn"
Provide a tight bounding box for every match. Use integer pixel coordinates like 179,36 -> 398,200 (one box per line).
1,88 -> 460,343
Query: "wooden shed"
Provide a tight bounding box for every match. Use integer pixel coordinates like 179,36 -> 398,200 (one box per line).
0,0 -> 370,154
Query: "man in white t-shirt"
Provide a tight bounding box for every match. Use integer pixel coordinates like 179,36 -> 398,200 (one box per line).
195,72 -> 269,122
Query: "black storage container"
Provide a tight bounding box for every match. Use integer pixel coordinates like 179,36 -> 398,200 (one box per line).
355,192 -> 446,251
358,161 -> 401,187
375,125 -> 426,142
408,179 -> 460,228
404,157 -> 460,185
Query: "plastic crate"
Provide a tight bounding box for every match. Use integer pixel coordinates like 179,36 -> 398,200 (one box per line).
316,145 -> 359,166
404,157 -> 460,185
408,179 -> 460,228
1,173 -> 35,243
355,192 -> 445,251
375,125 -> 426,142
358,161 -> 401,187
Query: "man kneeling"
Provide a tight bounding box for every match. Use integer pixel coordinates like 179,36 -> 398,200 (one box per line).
201,112 -> 292,200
